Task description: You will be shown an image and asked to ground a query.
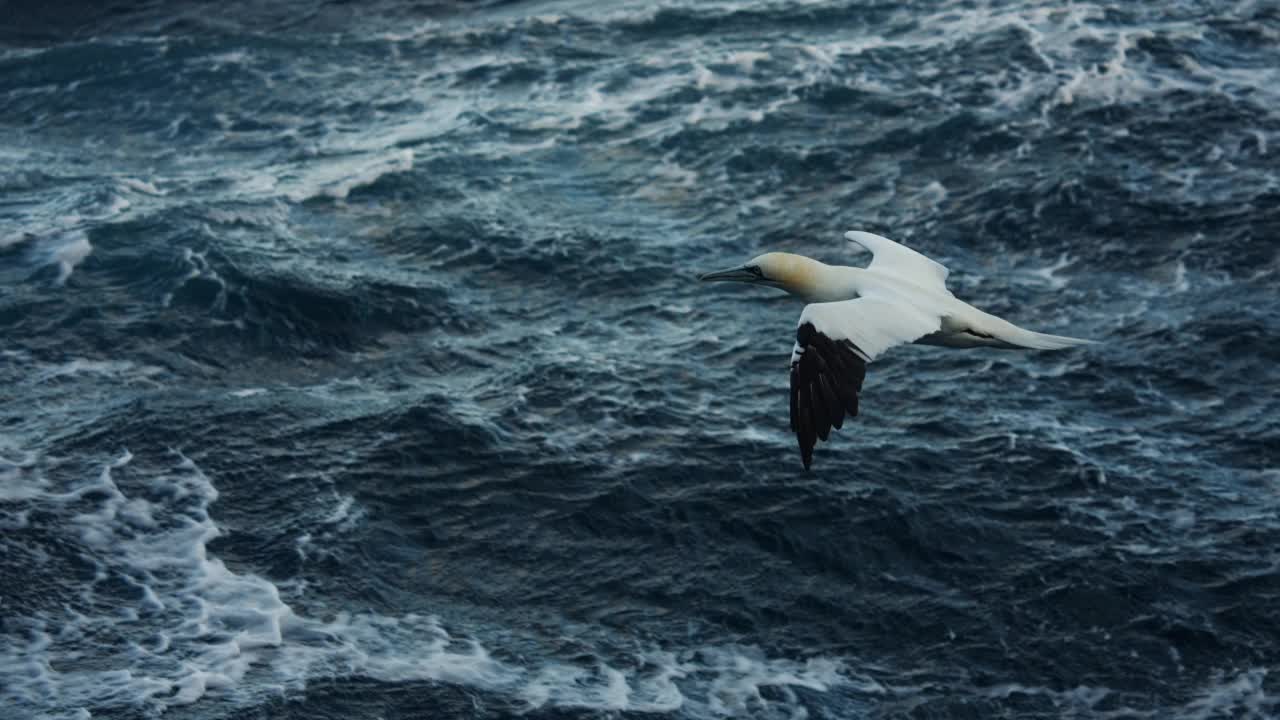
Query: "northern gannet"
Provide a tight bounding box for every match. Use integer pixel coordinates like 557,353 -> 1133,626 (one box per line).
698,231 -> 1094,469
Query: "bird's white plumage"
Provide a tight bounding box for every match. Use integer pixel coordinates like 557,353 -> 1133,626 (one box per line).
791,293 -> 942,364
844,230 -> 951,295
697,229 -> 1094,469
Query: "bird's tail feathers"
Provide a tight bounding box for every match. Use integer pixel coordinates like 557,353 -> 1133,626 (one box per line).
998,327 -> 1097,350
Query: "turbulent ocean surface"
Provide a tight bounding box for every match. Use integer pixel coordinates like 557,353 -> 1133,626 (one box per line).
3,1 -> 1279,718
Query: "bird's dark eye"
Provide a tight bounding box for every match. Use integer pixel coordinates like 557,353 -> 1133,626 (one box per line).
748,265 -> 764,278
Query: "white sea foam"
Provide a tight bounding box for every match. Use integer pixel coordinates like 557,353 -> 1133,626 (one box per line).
45,230 -> 93,285
634,157 -> 700,202
764,1 -> 1280,125
729,50 -> 770,73
0,231 -> 30,249
280,148 -> 415,202
1020,253 -> 1076,290
378,20 -> 442,43
324,493 -> 359,528
0,449 -> 855,719
202,49 -> 251,69
1178,668 -> 1275,720
31,358 -> 163,385
98,193 -> 131,218
0,451 -> 294,717
117,177 -> 165,196
163,246 -> 228,308
961,668 -> 1278,720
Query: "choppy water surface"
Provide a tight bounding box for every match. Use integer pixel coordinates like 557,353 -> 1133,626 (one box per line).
3,1 -> 1279,718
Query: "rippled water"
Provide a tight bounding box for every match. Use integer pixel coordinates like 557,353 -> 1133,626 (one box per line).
3,1 -> 1279,718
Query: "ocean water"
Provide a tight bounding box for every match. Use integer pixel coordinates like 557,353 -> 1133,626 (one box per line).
2,1 -> 1279,718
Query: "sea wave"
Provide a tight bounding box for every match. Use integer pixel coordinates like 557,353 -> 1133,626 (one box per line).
3,0 -> 1278,718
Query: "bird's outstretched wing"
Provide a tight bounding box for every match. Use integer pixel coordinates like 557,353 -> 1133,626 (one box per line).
789,295 -> 941,469
845,230 -> 951,294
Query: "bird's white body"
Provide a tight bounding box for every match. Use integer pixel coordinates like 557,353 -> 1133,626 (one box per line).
698,230 -> 1095,468
745,232 -> 1089,353
791,262 -> 1079,349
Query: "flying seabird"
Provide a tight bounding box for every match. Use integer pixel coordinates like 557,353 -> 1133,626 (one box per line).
698,231 -> 1094,469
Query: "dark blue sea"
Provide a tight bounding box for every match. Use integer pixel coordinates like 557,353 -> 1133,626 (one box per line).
3,1 -> 1279,718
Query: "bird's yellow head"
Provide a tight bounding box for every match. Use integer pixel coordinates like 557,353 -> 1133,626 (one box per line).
697,252 -> 824,299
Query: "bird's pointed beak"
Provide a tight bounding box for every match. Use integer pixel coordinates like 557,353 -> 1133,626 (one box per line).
697,265 -> 755,283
